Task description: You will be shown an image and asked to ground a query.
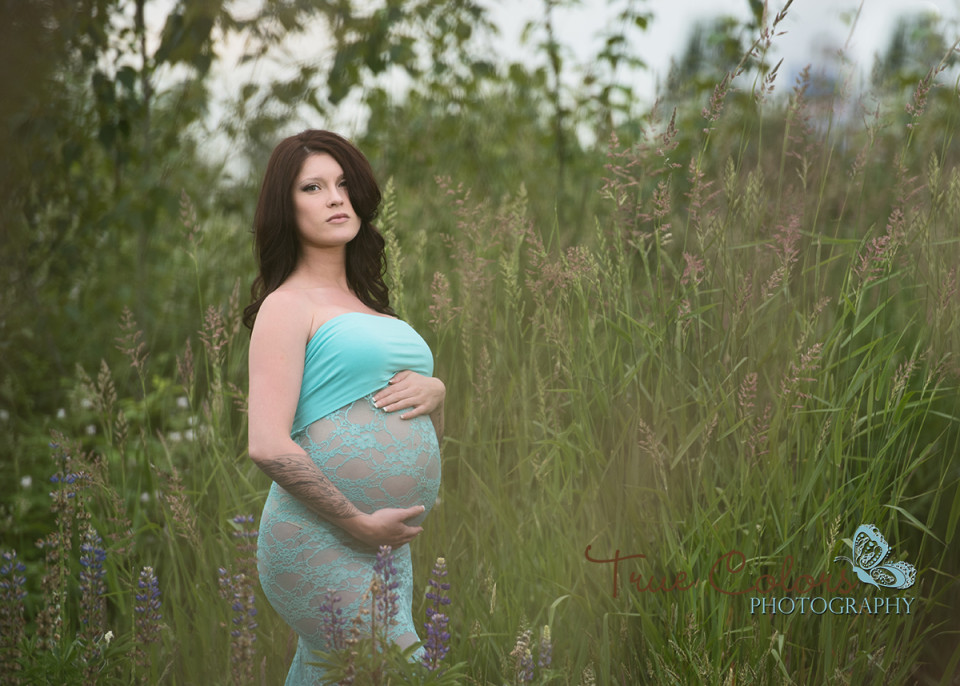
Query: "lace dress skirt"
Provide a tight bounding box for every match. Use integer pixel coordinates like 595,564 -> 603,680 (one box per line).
256,393 -> 441,685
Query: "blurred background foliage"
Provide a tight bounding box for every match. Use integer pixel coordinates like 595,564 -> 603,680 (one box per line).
2,0 -> 955,423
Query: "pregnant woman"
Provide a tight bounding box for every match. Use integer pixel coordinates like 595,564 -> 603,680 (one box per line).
243,130 -> 444,684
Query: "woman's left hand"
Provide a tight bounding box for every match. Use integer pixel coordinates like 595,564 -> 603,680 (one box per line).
373,371 -> 445,419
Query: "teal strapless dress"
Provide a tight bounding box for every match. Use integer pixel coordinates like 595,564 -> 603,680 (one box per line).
256,313 -> 441,685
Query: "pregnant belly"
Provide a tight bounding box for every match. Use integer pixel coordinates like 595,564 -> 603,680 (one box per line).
294,394 -> 441,525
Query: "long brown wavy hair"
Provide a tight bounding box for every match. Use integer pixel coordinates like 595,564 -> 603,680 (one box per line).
242,130 -> 393,329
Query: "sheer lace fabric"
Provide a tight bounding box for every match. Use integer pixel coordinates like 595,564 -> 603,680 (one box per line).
257,394 -> 441,684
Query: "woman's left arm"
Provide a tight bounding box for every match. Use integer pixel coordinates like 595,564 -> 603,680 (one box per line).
373,370 -> 445,443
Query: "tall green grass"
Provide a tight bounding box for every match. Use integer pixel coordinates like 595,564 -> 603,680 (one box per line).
397,66 -> 960,684
2,50 -> 959,686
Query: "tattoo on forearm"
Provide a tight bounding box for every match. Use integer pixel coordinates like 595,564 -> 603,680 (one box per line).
256,453 -> 359,520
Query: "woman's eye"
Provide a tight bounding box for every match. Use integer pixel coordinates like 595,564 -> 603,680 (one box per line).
302,183 -> 320,192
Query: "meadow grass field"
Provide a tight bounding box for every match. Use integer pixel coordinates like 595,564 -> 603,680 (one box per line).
2,25 -> 960,686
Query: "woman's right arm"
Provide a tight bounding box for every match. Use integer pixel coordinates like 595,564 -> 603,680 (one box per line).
247,291 -> 425,547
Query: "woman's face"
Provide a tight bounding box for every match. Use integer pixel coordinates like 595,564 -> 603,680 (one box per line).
292,153 -> 362,250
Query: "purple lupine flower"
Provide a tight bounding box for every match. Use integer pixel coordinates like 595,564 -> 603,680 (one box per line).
423,611 -> 451,671
79,526 -> 106,627
0,550 -> 27,600
537,625 -> 552,669
231,514 -> 256,527
422,557 -> 451,671
373,545 -> 400,627
134,566 -> 162,676
79,526 -> 107,676
50,471 -> 86,499
519,647 -> 534,683
318,589 -> 347,651
510,629 -> 534,684
135,566 -> 162,638
0,549 -> 27,680
219,566 -> 257,684
230,514 -> 259,580
219,572 -> 258,638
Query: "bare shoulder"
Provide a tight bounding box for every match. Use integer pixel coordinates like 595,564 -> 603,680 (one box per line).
251,288 -> 314,346
260,287 -> 313,313
248,288 -> 312,454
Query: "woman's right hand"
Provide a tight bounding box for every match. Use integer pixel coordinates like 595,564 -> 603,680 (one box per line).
341,505 -> 426,548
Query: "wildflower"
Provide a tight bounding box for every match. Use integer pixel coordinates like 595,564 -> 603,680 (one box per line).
230,514 -> 259,580
318,589 -> 347,652
222,514 -> 261,682
0,550 -> 27,679
521,648 -> 535,682
79,526 -> 107,675
37,436 -> 87,649
0,409 -> 9,421
104,630 -> 114,645
79,526 -> 107,627
422,557 -> 452,671
218,568 -> 258,685
510,629 -> 535,684
56,408 -> 66,419
135,566 -> 162,642
176,396 -> 189,409
20,476 -> 31,489
373,546 -> 400,629
537,625 -> 552,669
